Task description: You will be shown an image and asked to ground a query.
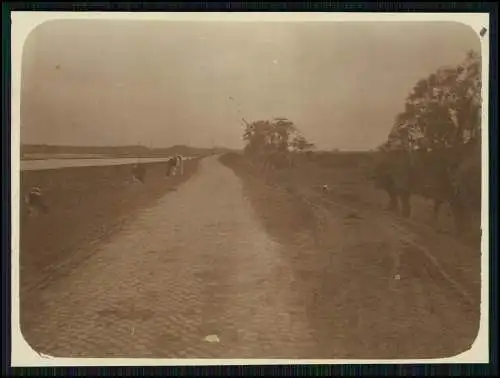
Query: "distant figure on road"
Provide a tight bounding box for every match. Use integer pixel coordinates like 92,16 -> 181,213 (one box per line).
165,154 -> 184,177
176,154 -> 184,176
132,163 -> 146,183
165,157 -> 177,177
24,186 -> 49,216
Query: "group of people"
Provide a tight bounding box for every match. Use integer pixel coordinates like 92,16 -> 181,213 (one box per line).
373,141 -> 481,236
132,154 -> 184,183
25,154 -> 186,217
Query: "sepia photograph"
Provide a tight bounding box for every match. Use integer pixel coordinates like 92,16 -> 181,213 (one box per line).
12,13 -> 488,362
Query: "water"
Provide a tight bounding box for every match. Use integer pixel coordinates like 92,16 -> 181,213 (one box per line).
20,157 -> 193,171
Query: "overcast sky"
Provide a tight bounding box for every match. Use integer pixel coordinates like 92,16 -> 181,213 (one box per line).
20,20 -> 480,150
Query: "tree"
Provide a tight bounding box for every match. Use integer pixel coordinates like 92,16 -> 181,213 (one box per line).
291,135 -> 315,153
242,117 -> 313,170
273,117 -> 297,153
243,119 -> 274,159
394,50 -> 481,154
378,50 -> 482,234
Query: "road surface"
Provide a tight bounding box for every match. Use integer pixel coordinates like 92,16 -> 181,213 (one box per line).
22,156 -> 316,358
21,156 -> 480,359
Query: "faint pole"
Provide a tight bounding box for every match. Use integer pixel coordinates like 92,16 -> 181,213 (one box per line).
229,96 -> 246,130
120,121 -> 125,156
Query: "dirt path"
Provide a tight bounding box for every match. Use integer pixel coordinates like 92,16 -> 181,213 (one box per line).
22,156 -> 316,358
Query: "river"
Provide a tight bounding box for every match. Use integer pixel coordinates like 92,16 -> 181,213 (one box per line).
20,157 -> 194,171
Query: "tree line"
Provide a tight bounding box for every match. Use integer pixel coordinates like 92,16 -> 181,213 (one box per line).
242,117 -> 315,171
375,50 -> 482,237
239,50 -> 482,239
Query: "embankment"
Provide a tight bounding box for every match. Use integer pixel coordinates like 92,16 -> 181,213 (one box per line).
19,158 -> 201,299
219,152 -> 480,359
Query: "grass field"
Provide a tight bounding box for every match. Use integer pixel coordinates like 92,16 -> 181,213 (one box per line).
219,151 -> 481,358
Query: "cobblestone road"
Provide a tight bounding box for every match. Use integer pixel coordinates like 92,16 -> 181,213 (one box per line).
22,156 -> 317,358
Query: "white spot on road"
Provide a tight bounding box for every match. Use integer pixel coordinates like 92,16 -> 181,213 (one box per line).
204,334 -> 220,343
